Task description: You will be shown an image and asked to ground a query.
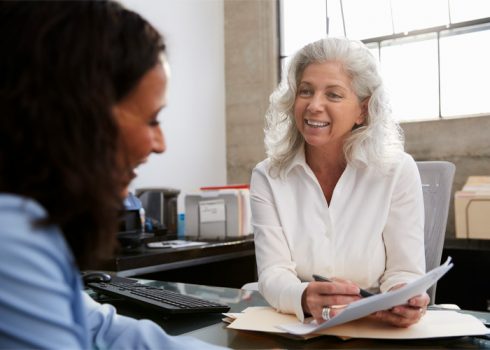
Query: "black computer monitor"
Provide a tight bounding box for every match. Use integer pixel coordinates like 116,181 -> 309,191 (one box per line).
117,209 -> 143,249
118,209 -> 142,235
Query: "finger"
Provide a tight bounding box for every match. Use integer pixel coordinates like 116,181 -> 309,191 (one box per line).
408,292 -> 430,308
309,300 -> 354,320
314,305 -> 346,324
329,277 -> 357,286
319,294 -> 360,307
314,280 -> 360,296
313,306 -> 330,324
389,304 -> 427,326
375,310 -> 417,328
329,304 -> 347,317
315,316 -> 324,324
308,283 -> 361,307
304,282 -> 360,320
391,305 -> 425,320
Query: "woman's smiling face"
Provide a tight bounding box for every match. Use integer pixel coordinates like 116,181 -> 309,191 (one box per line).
294,61 -> 367,151
113,59 -> 169,197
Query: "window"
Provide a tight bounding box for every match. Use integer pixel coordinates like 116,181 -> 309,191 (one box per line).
381,34 -> 439,121
279,0 -> 490,122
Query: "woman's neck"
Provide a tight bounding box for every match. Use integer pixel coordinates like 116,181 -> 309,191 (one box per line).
305,143 -> 347,204
305,143 -> 346,175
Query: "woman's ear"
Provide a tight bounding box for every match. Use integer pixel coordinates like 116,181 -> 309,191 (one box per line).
356,97 -> 370,125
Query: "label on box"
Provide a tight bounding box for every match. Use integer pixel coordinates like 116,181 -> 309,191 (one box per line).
199,199 -> 226,223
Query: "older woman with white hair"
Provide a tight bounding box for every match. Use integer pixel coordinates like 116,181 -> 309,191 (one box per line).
250,37 -> 429,327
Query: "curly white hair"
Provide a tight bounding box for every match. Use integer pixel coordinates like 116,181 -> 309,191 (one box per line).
264,37 -> 404,177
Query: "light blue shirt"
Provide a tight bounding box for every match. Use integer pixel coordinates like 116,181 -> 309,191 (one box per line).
0,194 -> 225,349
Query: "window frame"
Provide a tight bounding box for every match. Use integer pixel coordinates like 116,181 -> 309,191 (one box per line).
277,0 -> 490,122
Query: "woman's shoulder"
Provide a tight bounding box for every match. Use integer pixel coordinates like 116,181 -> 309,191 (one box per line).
0,194 -> 84,349
252,158 -> 273,178
379,151 -> 417,175
251,158 -> 291,192
385,151 -> 420,185
0,194 -> 74,269
0,193 -> 47,219
253,158 -> 271,171
397,151 -> 418,171
0,194 -> 49,237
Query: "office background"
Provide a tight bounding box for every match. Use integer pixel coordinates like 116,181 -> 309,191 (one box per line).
122,0 -> 228,211
122,0 -> 490,239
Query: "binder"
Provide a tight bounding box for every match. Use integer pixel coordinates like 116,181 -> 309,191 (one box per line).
185,187 -> 252,239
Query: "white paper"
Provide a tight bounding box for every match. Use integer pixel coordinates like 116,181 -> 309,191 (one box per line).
279,257 -> 454,335
227,307 -> 490,340
146,240 -> 208,249
199,199 -> 226,223
318,310 -> 490,339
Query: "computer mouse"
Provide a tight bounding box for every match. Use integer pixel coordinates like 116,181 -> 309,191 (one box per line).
82,271 -> 112,285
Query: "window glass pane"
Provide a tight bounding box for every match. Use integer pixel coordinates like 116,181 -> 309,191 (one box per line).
380,34 -> 439,121
326,0 -> 345,37
343,0 -> 392,39
391,0 -> 449,33
440,24 -> 490,117
280,0 -> 326,56
449,0 -> 490,23
279,1 -> 490,121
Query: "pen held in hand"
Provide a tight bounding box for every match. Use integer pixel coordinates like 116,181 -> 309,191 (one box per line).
312,274 -> 374,298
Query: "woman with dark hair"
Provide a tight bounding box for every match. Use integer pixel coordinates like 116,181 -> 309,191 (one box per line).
0,1 -> 223,348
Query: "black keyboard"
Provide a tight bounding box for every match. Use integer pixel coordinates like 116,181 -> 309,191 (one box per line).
89,280 -> 230,315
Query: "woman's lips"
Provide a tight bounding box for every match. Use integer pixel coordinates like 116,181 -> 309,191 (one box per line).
304,118 -> 330,128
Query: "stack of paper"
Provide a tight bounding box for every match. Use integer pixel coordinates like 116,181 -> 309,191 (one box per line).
225,258 -> 489,339
226,307 -> 489,340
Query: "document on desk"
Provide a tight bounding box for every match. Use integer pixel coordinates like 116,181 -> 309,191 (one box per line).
227,307 -> 489,339
280,257 -> 455,335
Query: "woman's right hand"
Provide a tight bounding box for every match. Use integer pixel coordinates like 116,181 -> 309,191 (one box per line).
302,278 -> 362,324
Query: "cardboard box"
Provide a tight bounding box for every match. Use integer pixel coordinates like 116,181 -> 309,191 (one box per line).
455,176 -> 490,239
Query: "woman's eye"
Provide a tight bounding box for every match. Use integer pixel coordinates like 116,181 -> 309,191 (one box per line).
327,92 -> 342,100
149,119 -> 160,127
298,88 -> 312,96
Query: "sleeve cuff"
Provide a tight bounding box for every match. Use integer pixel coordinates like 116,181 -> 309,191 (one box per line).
292,282 -> 309,322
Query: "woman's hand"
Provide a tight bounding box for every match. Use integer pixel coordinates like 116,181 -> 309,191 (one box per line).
372,283 -> 430,327
302,277 -> 361,324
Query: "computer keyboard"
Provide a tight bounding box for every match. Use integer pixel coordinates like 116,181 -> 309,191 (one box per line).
88,280 -> 230,315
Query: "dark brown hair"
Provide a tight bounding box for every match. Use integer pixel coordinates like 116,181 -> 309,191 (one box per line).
0,1 -> 165,269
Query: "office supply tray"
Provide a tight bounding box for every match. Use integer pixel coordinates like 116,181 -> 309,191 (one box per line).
89,280 -> 230,315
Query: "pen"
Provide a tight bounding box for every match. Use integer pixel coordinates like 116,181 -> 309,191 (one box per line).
312,274 -> 374,298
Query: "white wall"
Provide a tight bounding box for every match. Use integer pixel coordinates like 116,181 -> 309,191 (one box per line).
121,0 -> 227,211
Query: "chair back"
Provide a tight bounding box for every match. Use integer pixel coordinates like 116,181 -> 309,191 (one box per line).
416,161 -> 455,304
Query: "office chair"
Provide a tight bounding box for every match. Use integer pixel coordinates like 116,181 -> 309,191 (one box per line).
416,161 -> 455,304
242,161 -> 456,305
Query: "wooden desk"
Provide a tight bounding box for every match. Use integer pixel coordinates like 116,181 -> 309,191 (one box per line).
104,280 -> 490,349
102,236 -> 256,289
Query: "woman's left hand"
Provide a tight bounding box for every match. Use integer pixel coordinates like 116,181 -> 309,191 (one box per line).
372,284 -> 430,327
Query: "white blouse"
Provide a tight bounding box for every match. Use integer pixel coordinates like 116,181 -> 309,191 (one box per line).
250,147 -> 425,321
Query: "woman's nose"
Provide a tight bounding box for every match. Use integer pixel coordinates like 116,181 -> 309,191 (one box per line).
306,94 -> 324,113
152,127 -> 166,154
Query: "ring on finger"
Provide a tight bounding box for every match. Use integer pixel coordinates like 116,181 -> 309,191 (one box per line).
321,306 -> 331,321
